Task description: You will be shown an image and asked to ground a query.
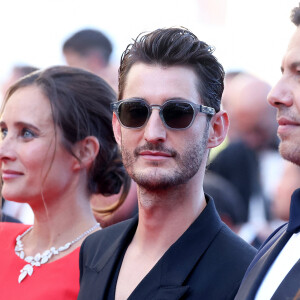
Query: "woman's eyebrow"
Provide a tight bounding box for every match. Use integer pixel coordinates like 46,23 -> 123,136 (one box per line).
15,121 -> 41,132
0,121 -> 41,133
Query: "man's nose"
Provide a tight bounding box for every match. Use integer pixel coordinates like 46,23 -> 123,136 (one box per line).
143,109 -> 167,143
267,77 -> 293,108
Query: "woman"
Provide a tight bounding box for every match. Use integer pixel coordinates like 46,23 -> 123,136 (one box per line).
0,66 -> 129,299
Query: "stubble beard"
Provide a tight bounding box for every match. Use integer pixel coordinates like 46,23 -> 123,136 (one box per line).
277,109 -> 300,165
121,127 -> 209,192
279,140 -> 300,166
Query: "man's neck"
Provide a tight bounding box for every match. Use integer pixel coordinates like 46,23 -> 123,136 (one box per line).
114,182 -> 206,300
133,186 -> 207,257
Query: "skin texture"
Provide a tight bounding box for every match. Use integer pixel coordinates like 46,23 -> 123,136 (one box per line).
0,86 -> 75,207
115,63 -> 209,195
267,27 -> 300,165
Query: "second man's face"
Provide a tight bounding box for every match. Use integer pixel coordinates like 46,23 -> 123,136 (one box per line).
268,27 -> 300,165
113,63 -> 210,191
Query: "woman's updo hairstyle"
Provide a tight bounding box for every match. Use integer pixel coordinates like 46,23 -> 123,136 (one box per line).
3,66 -> 130,213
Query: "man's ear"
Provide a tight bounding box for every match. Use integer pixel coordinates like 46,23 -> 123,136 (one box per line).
112,113 -> 122,146
72,136 -> 100,171
207,110 -> 229,149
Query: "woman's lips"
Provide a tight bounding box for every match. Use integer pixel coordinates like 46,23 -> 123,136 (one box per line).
2,170 -> 23,180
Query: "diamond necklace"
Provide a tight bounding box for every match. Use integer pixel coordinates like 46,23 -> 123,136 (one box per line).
15,223 -> 100,283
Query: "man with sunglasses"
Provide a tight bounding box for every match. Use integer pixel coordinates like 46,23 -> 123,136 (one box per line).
78,28 -> 256,300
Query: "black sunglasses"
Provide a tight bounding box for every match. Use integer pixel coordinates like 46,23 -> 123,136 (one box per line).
111,98 -> 215,130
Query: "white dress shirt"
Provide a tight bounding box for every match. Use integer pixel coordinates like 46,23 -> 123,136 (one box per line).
255,231 -> 300,300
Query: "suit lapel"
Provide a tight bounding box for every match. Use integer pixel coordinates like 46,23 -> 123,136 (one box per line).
130,198 -> 223,299
154,286 -> 190,300
160,200 -> 222,287
235,227 -> 291,300
88,217 -> 138,300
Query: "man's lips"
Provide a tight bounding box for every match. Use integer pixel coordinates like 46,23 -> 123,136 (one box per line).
2,170 -> 23,180
139,150 -> 172,160
277,117 -> 300,135
277,117 -> 299,126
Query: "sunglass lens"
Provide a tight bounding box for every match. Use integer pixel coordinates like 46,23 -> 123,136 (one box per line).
119,101 -> 149,128
163,102 -> 194,129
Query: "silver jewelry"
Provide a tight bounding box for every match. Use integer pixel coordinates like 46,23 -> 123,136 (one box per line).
15,223 -> 100,283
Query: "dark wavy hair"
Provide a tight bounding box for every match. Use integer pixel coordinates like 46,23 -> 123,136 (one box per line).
3,66 -> 130,213
118,27 -> 224,113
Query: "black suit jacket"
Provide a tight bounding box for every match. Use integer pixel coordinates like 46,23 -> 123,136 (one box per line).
78,197 -> 256,300
235,188 -> 300,300
234,224 -> 290,300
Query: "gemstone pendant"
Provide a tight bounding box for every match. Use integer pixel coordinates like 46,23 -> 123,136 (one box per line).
18,264 -> 33,283
18,271 -> 27,283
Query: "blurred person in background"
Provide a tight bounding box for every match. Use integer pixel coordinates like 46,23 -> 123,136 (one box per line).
63,28 -> 118,91
91,182 -> 138,228
225,74 -> 278,150
203,171 -> 245,228
209,74 -> 284,245
272,161 -> 300,223
204,171 -> 265,249
1,65 -> 38,100
63,29 -> 138,227
235,4 -> 300,299
208,70 -> 243,160
1,200 -> 21,223
0,66 -> 129,299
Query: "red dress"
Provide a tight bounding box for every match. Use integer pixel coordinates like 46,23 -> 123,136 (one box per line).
0,222 -> 80,300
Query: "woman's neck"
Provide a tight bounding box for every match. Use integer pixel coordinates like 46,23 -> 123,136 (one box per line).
22,193 -> 98,256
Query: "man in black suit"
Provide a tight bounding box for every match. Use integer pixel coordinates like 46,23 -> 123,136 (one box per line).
78,27 -> 256,300
235,4 -> 300,300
